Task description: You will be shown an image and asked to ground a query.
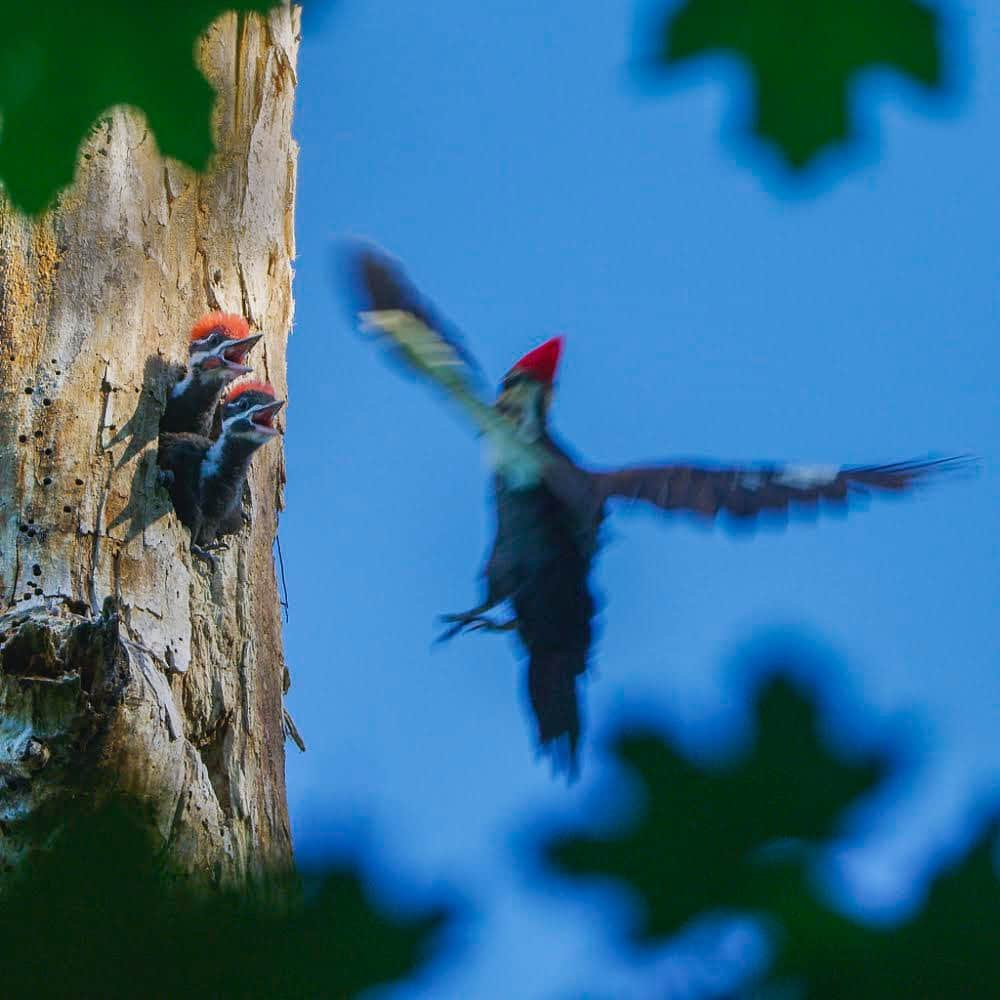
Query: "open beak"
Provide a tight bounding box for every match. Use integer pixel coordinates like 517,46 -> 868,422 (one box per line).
217,333 -> 263,374
248,398 -> 284,435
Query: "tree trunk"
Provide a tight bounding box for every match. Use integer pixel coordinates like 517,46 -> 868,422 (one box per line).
0,6 -> 299,884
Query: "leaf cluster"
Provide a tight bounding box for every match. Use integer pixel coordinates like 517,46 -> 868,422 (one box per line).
0,0 -> 279,213
542,671 -> 1000,996
642,0 -> 946,172
0,799 -> 452,999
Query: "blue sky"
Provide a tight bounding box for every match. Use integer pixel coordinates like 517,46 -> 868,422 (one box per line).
282,2 -> 998,996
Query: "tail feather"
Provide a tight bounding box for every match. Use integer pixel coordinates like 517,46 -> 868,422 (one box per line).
527,652 -> 583,779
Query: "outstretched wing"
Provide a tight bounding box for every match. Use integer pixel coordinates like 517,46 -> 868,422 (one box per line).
342,240 -> 489,394
593,456 -> 972,523
341,241 -> 566,480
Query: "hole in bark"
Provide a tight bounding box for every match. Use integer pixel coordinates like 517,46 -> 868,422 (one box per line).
24,387 -> 33,394
27,518 -> 34,525
42,478 -> 52,486
63,506 -> 72,513
34,431 -> 43,439
44,447 -> 52,456
27,529 -> 36,538
32,565 -> 41,576
42,399 -> 51,407
18,434 -> 27,443
22,593 -> 31,601
75,478 -> 84,486
2,621 -> 63,679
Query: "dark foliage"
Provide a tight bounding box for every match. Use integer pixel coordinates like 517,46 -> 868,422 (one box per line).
0,799 -> 452,999
641,0 -> 946,171
539,657 -> 1000,996
544,675 -> 893,942
0,0 -> 281,213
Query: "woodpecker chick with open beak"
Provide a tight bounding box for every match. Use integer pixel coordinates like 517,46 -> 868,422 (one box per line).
158,380 -> 283,567
160,312 -> 263,435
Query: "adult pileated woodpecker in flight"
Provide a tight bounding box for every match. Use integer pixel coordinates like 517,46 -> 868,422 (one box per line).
158,381 -> 284,566
345,243 -> 969,777
161,312 -> 263,435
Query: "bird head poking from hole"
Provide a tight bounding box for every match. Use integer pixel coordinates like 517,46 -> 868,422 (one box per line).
188,312 -> 262,381
222,381 -> 284,443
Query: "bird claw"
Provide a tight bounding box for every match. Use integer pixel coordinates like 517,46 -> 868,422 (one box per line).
190,544 -> 217,571
435,611 -> 517,643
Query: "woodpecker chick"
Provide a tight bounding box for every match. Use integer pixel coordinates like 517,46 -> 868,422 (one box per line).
158,381 -> 283,566
160,312 -> 262,435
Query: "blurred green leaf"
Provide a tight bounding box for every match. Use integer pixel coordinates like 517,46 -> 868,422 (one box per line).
543,676 -> 892,942
0,799 -> 453,999
750,827 -> 1000,998
645,0 -> 944,168
0,1 -> 278,214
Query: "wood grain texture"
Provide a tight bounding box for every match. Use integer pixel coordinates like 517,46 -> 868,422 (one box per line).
0,6 -> 299,883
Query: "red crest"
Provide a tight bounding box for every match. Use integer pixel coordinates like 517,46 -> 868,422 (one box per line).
189,312 -> 250,344
511,336 -> 564,385
226,380 -> 275,403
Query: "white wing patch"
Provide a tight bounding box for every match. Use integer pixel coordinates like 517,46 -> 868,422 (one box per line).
773,464 -> 840,489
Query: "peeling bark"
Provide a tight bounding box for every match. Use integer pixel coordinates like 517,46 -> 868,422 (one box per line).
0,6 -> 299,883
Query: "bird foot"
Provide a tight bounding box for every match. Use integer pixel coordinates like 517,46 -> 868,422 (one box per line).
190,544 -> 218,571
436,611 -> 517,643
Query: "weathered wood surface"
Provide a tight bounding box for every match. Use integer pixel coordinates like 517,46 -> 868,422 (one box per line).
0,6 -> 299,883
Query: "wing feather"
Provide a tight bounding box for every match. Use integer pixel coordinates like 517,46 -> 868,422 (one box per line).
342,240 -> 489,391
593,456 -> 973,525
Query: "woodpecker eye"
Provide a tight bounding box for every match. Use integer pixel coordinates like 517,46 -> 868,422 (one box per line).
190,331 -> 224,354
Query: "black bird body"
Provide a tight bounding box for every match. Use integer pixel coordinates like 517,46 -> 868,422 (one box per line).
158,383 -> 283,558
157,432 -> 248,546
157,431 -> 208,533
488,464 -> 598,772
197,432 -> 265,544
160,372 -> 227,437
347,242 -> 970,775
